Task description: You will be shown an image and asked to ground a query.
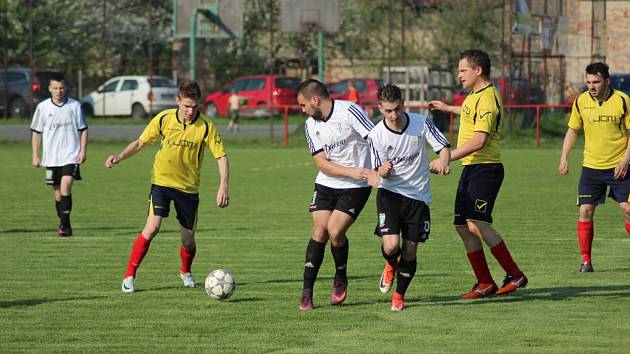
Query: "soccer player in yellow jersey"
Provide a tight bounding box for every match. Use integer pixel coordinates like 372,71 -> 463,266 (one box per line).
429,49 -> 527,299
104,80 -> 230,293
559,62 -> 630,273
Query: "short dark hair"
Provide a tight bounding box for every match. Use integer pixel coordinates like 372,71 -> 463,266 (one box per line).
179,80 -> 201,101
377,84 -> 402,104
49,73 -> 65,84
296,79 -> 329,99
586,62 -> 610,80
460,49 -> 491,78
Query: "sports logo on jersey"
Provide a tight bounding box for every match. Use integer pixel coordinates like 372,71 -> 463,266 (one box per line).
475,199 -> 488,213
336,122 -> 343,134
378,213 -> 386,227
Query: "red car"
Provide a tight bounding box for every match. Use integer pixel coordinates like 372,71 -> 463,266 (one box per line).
203,75 -> 300,117
328,78 -> 383,106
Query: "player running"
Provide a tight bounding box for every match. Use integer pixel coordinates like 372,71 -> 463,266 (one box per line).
31,73 -> 88,237
559,62 -> 630,272
297,79 -> 374,310
105,80 -> 229,293
366,84 -> 450,311
429,49 -> 527,299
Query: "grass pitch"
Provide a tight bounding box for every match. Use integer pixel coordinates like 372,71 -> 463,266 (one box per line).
1,140 -> 630,353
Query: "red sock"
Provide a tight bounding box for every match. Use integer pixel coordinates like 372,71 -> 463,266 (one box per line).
490,241 -> 523,277
466,250 -> 494,284
180,245 -> 196,273
577,221 -> 594,264
624,222 -> 630,238
124,233 -> 151,278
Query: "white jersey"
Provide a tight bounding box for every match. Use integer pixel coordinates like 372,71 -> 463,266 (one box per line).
30,97 -> 87,167
305,100 -> 374,189
368,112 -> 449,203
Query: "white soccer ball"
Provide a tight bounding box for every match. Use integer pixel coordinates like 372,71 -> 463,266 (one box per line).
204,269 -> 236,300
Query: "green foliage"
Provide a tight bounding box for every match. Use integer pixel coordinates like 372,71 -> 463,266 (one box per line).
1,142 -> 630,353
421,0 -> 503,69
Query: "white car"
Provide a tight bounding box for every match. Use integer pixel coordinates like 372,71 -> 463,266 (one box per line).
81,76 -> 178,118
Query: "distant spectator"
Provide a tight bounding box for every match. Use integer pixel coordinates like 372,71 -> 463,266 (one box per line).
347,80 -> 360,104
228,89 -> 241,132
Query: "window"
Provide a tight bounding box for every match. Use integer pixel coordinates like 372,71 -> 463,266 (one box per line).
148,77 -> 176,88
121,80 -> 138,91
354,80 -> 368,93
275,78 -> 299,89
245,78 -> 266,91
226,79 -> 247,92
329,81 -> 348,94
102,80 -> 119,92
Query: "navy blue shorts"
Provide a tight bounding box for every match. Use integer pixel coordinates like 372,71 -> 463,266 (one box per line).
578,166 -> 630,205
454,163 -> 504,225
148,184 -> 199,230
46,164 -> 81,186
309,184 -> 371,220
374,188 -> 430,243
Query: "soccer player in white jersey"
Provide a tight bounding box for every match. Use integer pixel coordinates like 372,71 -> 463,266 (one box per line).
31,73 -> 88,237
366,84 -> 450,310
297,79 -> 374,310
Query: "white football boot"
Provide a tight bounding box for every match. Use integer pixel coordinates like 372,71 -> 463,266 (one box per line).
180,272 -> 197,288
121,276 -> 135,293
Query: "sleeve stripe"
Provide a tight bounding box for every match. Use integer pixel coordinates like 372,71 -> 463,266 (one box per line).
368,138 -> 381,168
311,149 -> 324,156
304,124 -> 315,153
348,105 -> 374,131
426,119 -> 449,146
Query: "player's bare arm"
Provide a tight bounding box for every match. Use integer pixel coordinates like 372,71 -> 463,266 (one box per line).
613,133 -> 630,180
450,132 -> 487,161
105,139 -> 145,168
216,156 -> 230,208
77,129 -> 88,164
31,131 -> 42,167
559,128 -> 579,176
428,100 -> 462,115
312,152 -> 369,180
429,147 -> 451,175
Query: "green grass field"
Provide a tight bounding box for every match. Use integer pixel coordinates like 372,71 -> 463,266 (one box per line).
1,140 -> 630,353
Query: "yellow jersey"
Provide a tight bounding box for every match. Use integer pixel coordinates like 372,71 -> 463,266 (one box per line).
458,84 -> 502,165
569,89 -> 630,169
139,109 -> 226,193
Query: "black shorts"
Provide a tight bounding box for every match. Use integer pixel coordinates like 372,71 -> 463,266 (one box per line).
148,184 -> 199,230
46,164 -> 81,186
374,188 -> 430,243
454,163 -> 504,225
308,184 -> 371,220
578,166 -> 630,205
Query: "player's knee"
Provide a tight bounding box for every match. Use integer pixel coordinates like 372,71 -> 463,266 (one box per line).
311,225 -> 328,242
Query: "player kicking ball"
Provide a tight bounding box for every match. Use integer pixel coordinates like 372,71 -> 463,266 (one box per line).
366,84 -> 451,311
105,80 -> 229,293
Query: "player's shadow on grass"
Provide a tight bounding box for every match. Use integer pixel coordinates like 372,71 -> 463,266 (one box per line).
0,296 -> 106,308
239,274 -> 378,286
418,284 -> 630,306
0,226 -> 137,234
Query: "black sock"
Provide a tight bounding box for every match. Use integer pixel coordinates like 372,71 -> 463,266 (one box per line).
395,257 -> 417,296
331,239 -> 349,280
55,200 -> 61,218
303,239 -> 326,289
381,245 -> 401,266
59,194 -> 72,228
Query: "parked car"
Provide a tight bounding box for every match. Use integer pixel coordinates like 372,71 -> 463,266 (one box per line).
0,67 -> 75,118
81,76 -> 178,118
203,75 -> 300,118
328,78 -> 383,106
451,78 -> 544,106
